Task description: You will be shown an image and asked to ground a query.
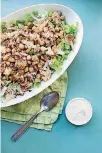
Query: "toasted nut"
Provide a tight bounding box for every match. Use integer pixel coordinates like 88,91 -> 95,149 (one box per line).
27,55 -> 31,60
25,67 -> 28,72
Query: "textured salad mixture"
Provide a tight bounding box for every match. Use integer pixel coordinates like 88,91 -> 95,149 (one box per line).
0,10 -> 78,100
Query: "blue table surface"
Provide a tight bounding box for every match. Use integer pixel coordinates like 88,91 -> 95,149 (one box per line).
1,0 -> 102,153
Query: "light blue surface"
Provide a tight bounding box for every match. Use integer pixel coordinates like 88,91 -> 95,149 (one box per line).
1,0 -> 102,153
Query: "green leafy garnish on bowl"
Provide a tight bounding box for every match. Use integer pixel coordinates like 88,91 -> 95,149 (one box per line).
1,22 -> 7,32
28,50 -> 36,55
25,13 -> 34,23
32,10 -> 39,16
18,23 -> 24,29
32,82 -> 41,87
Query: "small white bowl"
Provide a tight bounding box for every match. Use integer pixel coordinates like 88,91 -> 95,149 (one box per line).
65,98 -> 93,125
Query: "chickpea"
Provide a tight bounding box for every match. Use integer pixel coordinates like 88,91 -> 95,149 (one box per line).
8,57 -> 15,62
24,26 -> 28,30
54,34 -> 59,38
15,56 -> 19,60
32,55 -> 39,62
29,36 -> 34,41
53,18 -> 61,25
26,49 -> 30,53
36,45 -> 40,51
52,45 -> 57,53
55,26 -> 60,32
59,31 -> 64,39
18,60 -> 27,69
27,22 -> 32,26
40,55 -> 45,60
57,38 -> 60,44
38,61 -> 44,68
27,55 -> 31,60
11,48 -> 15,53
6,61 -> 10,66
32,62 -> 35,66
24,45 -> 28,49
29,67 -> 34,72
6,48 -> 11,53
39,39 -> 44,45
4,67 -> 12,76
22,57 -> 26,60
44,27 -> 48,32
60,31 -> 64,35
33,65 -> 38,71
34,28 -> 39,33
19,44 -> 25,49
27,46 -> 32,50
17,48 -> 21,52
1,46 -> 6,54
28,61 -> 31,64
40,46 -> 47,52
60,15 -> 65,20
39,26 -> 43,32
29,33 -> 36,41
52,11 -> 59,18
3,55 -> 9,61
36,73 -> 40,79
16,37 -> 20,43
45,39 -> 50,46
32,26 -> 36,31
48,17 -> 51,21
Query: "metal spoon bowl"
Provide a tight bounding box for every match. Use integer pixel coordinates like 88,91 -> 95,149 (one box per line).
11,91 -> 59,142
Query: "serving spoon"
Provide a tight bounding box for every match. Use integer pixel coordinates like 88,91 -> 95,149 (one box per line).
11,91 -> 59,142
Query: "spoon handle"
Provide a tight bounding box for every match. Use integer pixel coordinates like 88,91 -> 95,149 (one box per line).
11,110 -> 42,142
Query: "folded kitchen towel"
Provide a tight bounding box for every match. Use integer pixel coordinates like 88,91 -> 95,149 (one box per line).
1,72 -> 68,131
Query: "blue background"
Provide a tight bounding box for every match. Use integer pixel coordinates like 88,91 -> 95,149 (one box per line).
1,0 -> 102,153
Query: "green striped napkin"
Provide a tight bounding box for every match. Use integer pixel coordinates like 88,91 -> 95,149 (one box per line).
1,72 -> 68,131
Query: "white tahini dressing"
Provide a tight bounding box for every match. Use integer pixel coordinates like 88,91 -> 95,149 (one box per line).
65,98 -> 93,125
